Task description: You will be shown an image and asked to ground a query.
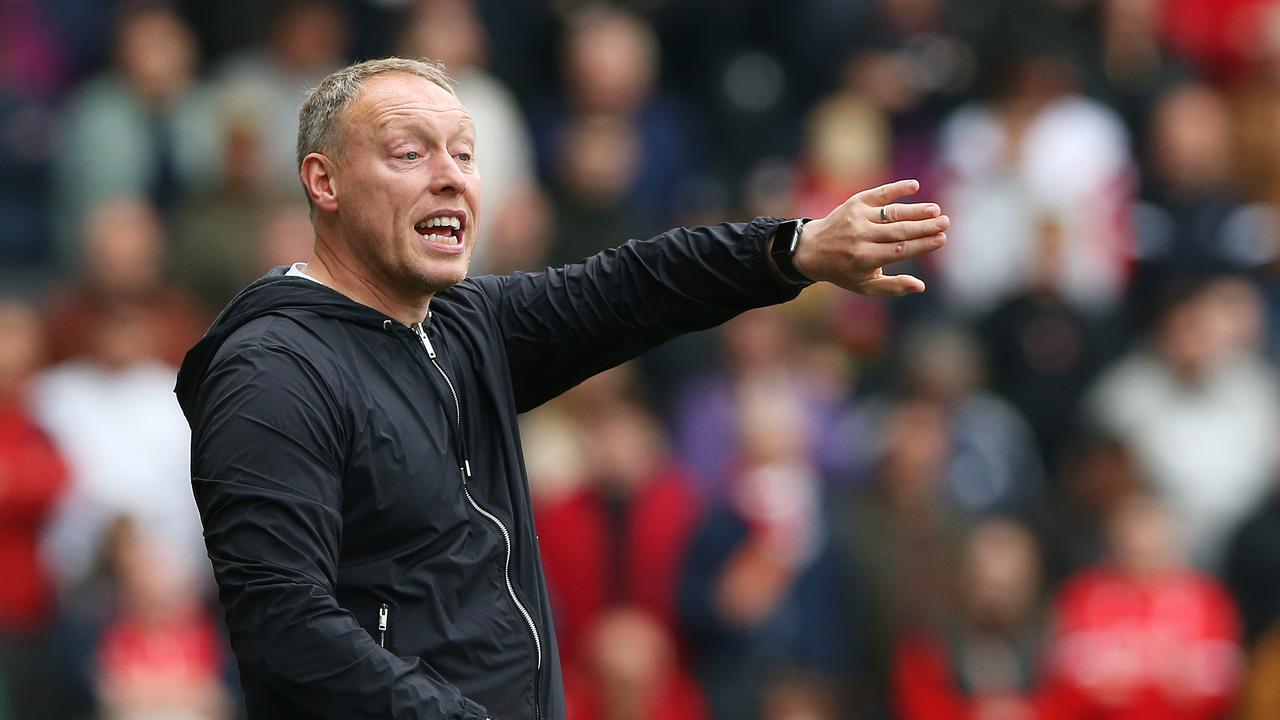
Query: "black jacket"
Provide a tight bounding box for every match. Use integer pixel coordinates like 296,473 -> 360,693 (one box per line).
174,218 -> 802,719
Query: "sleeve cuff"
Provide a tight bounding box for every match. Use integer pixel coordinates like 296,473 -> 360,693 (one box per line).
745,215 -> 813,298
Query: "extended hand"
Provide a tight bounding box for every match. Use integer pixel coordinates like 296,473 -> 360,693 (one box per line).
793,179 -> 949,297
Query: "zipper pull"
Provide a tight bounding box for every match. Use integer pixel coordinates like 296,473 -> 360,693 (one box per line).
378,603 -> 389,648
413,322 -> 436,358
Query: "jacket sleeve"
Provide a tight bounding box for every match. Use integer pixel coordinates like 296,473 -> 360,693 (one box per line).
483,217 -> 803,412
190,342 -> 488,720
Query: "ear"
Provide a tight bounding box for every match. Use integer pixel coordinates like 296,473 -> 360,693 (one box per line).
300,152 -> 339,213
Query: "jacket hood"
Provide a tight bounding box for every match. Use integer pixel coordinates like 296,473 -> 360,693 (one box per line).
175,267 -> 392,421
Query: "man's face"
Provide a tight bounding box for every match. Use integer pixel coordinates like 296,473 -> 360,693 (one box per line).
329,73 -> 481,296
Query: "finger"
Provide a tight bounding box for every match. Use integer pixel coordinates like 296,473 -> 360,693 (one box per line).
861,232 -> 947,266
873,215 -> 950,242
874,202 -> 941,223
858,273 -> 927,297
856,179 -> 920,207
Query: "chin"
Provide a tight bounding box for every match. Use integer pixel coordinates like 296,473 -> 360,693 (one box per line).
413,260 -> 470,295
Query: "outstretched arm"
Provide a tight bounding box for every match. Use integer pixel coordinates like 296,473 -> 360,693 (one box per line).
485,179 -> 948,412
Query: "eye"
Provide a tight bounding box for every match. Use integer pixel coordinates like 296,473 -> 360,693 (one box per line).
402,151 -> 420,161
456,152 -> 473,164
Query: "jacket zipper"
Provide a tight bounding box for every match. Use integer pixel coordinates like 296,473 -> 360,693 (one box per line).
378,603 -> 390,648
412,322 -> 544,720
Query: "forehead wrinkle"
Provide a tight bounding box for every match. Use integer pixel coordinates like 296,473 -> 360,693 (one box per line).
365,106 -> 476,146
370,104 -> 473,127
373,107 -> 476,135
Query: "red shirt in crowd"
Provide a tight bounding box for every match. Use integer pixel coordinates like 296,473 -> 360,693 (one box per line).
563,664 -> 707,720
97,606 -> 225,702
1162,0 -> 1279,81
893,631 -> 1039,720
1041,567 -> 1242,720
535,463 -> 703,667
0,399 -> 67,634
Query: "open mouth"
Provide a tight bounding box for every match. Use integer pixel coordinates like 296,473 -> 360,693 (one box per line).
414,212 -> 466,247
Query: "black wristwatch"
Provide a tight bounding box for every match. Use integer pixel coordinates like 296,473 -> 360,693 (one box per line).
769,218 -> 814,286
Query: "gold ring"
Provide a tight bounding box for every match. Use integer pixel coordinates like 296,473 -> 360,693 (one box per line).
880,206 -> 888,223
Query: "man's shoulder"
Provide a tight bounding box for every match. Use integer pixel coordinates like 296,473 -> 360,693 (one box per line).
217,312 -> 317,354
209,311 -> 348,379
196,315 -> 348,419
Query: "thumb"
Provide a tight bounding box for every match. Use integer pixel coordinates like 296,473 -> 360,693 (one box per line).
856,273 -> 926,297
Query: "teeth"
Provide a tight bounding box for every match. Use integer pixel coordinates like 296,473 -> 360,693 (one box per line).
424,232 -> 459,245
420,216 -> 462,229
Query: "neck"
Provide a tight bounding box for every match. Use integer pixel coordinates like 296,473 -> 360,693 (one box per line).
304,234 -> 432,326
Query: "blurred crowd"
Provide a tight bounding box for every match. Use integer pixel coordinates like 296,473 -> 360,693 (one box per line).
6,0 -> 1280,718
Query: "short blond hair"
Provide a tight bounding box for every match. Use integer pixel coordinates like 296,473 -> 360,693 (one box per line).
296,57 -> 455,202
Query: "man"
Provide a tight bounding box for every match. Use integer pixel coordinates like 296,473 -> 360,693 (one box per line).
174,58 -> 948,720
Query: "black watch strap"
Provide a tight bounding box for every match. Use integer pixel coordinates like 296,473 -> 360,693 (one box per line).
769,218 -> 814,286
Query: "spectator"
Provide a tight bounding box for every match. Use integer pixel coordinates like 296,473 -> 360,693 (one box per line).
1089,0 -> 1192,141
32,298 -> 205,594
534,6 -> 701,237
213,0 -> 348,195
52,3 -> 220,254
0,301 -> 68,720
1129,83 -> 1275,320
680,378 -> 849,720
1160,0 -> 1280,82
171,111 -> 282,311
45,197 -> 206,367
1085,277 -> 1280,566
545,111 -> 645,266
94,516 -> 230,720
842,0 -> 980,185
977,217 -> 1115,467
892,518 -> 1045,720
535,392 -> 703,669
869,321 -> 1047,516
936,48 -> 1134,316
1040,435 -> 1145,582
564,607 -> 707,720
675,305 -> 857,501
1041,492 -> 1243,719
178,198 -> 317,314
838,395 -> 967,706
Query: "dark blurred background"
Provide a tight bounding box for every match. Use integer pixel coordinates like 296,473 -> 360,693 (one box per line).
5,0 -> 1280,718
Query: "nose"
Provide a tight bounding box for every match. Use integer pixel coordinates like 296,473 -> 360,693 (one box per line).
428,152 -> 468,196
